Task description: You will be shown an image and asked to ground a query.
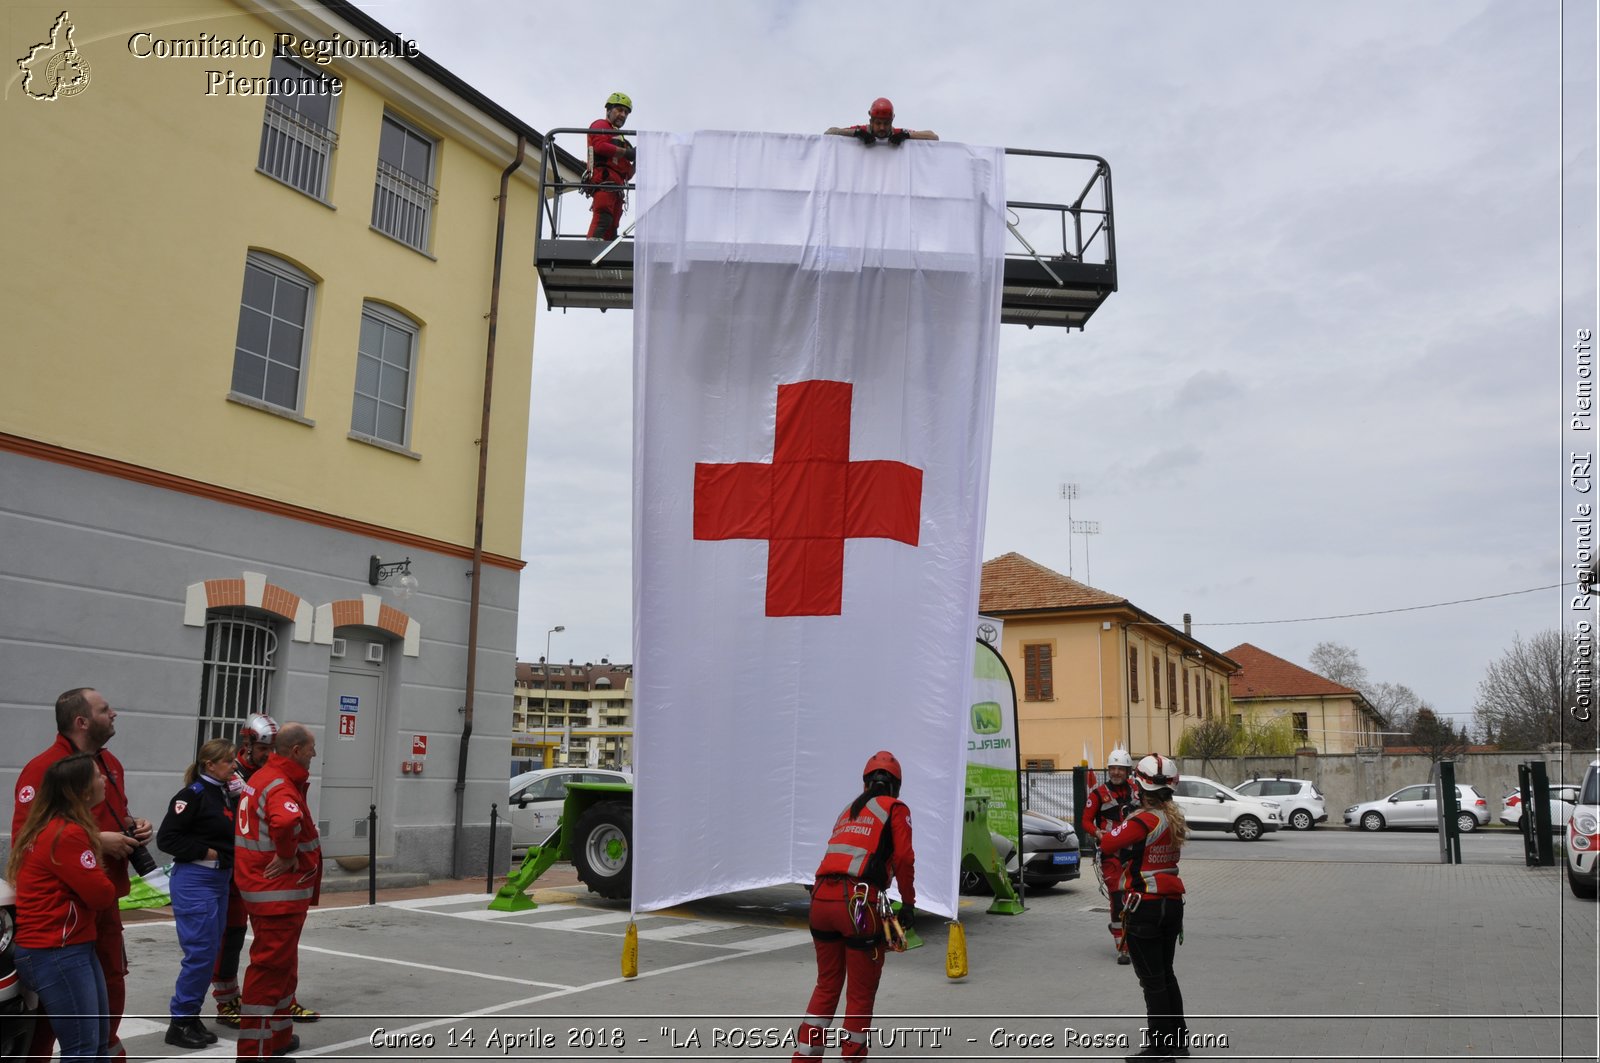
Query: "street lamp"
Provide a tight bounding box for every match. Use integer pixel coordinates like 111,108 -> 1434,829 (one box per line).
545,625 -> 564,765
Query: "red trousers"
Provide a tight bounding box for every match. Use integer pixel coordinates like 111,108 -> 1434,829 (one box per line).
1100,856 -> 1127,952
587,188 -> 625,239
211,882 -> 249,1002
236,909 -> 305,1059
21,906 -> 127,1063
792,881 -> 886,1061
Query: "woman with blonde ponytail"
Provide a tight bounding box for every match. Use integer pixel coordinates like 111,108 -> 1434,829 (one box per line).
1099,754 -> 1190,1062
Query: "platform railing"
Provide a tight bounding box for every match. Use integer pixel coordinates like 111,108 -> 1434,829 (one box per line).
536,131 -> 1112,261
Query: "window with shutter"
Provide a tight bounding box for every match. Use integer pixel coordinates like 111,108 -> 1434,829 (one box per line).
1023,643 -> 1054,701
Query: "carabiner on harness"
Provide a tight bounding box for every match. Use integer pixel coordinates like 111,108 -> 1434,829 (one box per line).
848,882 -> 872,935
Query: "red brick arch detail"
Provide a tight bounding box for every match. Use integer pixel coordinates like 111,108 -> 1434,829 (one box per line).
204,579 -> 302,623
327,599 -> 410,638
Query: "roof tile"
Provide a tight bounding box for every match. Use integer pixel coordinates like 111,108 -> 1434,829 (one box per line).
1225,643 -> 1360,699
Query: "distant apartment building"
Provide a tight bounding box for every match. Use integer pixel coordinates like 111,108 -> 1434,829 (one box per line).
511,662 -> 635,773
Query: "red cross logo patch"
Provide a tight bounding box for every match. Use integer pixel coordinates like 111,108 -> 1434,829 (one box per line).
693,380 -> 923,617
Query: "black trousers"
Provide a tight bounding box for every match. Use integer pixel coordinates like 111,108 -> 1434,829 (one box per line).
1125,896 -> 1187,1051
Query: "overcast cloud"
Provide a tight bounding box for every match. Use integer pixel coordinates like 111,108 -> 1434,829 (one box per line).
376,0 -> 1588,728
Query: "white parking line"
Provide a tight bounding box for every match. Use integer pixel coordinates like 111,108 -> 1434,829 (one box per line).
636,919 -> 740,940
530,909 -> 636,929
295,944 -> 572,989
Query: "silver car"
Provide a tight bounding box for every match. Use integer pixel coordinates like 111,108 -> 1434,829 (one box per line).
1344,782 -> 1489,833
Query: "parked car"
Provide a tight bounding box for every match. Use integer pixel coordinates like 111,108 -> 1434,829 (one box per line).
960,808 -> 1081,894
1344,782 -> 1489,833
1497,782 -> 1582,830
1171,776 -> 1281,841
0,879 -> 36,1060
1233,777 -> 1327,831
1568,760 -> 1599,899
508,767 -> 632,850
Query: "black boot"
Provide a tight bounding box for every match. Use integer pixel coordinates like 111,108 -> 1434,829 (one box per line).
165,1019 -> 210,1050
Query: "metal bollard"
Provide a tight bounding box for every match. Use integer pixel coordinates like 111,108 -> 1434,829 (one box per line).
368,804 -> 377,905
487,803 -> 498,893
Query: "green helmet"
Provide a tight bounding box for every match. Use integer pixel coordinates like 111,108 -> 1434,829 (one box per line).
606,91 -> 633,113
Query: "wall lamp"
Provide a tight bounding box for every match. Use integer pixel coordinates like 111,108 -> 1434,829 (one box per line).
369,555 -> 419,601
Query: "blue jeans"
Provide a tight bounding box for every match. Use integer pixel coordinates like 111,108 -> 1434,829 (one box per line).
169,860 -> 232,1019
13,941 -> 109,1063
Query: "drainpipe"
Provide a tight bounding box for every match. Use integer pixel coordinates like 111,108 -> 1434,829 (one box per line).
453,134 -> 528,879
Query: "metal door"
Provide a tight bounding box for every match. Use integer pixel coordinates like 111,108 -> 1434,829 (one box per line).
322,641 -> 385,858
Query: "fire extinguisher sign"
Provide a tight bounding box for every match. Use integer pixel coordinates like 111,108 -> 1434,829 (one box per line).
338,714 -> 357,739
411,735 -> 427,757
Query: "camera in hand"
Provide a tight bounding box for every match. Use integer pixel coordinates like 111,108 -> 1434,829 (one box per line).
124,826 -> 158,877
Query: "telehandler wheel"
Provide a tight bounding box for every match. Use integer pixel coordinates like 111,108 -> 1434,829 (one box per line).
573,799 -> 633,899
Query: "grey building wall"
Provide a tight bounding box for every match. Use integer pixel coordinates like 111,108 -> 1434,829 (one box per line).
0,451 -> 517,878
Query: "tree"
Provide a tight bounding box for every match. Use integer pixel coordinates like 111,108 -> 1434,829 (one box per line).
1408,705 -> 1468,761
1307,641 -> 1370,693
1368,681 -> 1422,736
1472,630 -> 1598,750
1176,718 -> 1235,774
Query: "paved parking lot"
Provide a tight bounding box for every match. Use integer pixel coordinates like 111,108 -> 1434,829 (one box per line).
112,833 -> 1596,1062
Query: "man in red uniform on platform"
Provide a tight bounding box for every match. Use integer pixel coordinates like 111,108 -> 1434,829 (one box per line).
1082,748 -> 1138,963
234,723 -> 321,1061
792,751 -> 915,1062
586,91 -> 635,240
12,687 -> 151,1063
825,97 -> 939,145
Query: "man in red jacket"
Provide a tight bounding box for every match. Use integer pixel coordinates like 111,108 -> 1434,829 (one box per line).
212,714 -> 319,1028
586,91 -> 635,240
12,687 -> 151,1063
1082,749 -> 1138,963
235,723 -> 322,1061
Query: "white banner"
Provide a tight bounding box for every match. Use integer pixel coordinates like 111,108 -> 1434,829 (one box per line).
632,130 -> 1006,917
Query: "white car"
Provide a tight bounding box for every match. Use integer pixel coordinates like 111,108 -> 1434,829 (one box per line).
1497,782 -> 1582,830
1233,777 -> 1327,831
508,767 -> 632,850
1344,782 -> 1489,833
1568,760 -> 1599,899
1172,775 -> 1281,841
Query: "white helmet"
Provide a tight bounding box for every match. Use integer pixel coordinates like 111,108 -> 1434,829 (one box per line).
1106,749 -> 1135,769
1134,754 -> 1179,792
241,713 -> 279,745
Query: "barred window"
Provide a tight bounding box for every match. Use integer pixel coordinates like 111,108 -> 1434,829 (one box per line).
195,609 -> 278,755
372,113 -> 437,252
257,56 -> 339,200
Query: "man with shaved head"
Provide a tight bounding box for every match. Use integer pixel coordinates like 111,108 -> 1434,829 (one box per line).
233,722 -> 320,1060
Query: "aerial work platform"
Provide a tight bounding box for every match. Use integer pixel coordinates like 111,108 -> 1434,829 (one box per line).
533,129 -> 1117,330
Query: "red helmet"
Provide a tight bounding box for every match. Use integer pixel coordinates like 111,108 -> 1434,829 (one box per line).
862,750 -> 902,783
868,97 -> 895,120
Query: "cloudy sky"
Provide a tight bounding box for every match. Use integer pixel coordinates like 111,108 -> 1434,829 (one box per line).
380,0 -> 1589,728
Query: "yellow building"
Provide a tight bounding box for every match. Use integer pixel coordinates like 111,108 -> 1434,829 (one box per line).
1224,643 -> 1385,753
978,553 -> 1240,765
2,0 -> 577,875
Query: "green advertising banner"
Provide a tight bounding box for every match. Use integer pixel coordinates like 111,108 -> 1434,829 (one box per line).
966,625 -> 1021,851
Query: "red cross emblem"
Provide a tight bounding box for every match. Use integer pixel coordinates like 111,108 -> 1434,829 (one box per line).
693,380 -> 923,616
